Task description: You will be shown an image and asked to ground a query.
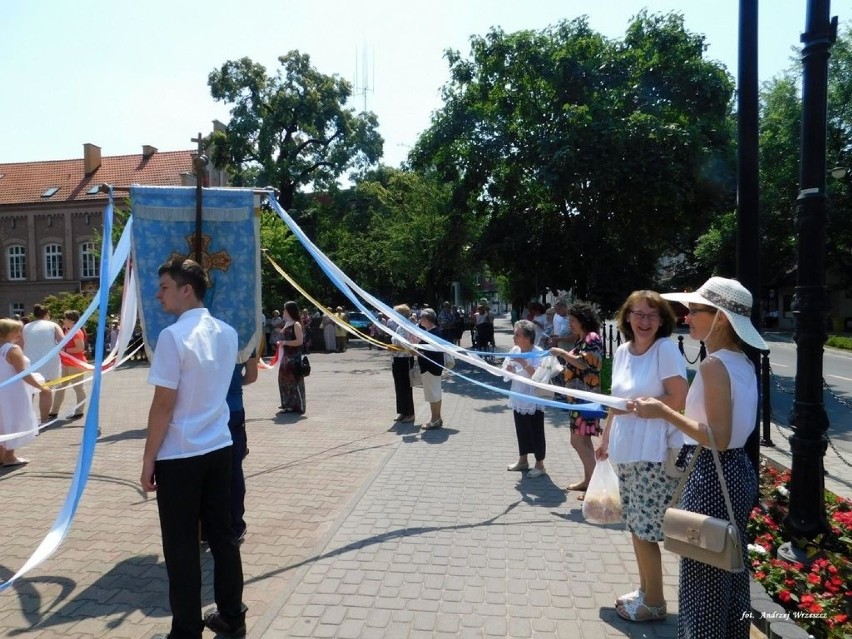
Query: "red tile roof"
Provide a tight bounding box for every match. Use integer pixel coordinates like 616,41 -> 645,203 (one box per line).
0,150 -> 195,206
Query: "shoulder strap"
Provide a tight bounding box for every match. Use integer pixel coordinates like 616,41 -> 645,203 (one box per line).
667,427 -> 741,535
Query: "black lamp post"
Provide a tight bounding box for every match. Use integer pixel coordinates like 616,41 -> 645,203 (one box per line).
780,0 -> 837,561
736,0 -> 762,478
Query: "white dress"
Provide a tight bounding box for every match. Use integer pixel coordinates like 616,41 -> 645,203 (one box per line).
0,343 -> 39,449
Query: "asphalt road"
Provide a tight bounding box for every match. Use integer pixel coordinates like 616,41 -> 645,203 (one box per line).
675,329 -> 852,458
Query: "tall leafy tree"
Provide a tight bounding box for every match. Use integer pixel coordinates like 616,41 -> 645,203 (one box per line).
725,25 -> 852,297
412,12 -> 735,312
825,27 -> 852,288
207,51 -> 384,210
313,167 -> 476,304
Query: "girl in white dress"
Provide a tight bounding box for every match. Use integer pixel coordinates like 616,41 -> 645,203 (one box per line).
0,318 -> 47,466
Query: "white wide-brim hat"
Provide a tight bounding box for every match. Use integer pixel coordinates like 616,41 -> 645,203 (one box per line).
662,276 -> 768,351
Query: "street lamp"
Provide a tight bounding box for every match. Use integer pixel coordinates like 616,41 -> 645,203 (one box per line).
829,166 -> 848,180
779,0 -> 837,563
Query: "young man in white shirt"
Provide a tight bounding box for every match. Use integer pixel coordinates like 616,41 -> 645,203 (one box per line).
141,258 -> 246,639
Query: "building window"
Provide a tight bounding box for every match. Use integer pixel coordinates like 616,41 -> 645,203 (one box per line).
11,302 -> 25,317
80,242 -> 99,279
6,245 -> 26,280
44,244 -> 63,279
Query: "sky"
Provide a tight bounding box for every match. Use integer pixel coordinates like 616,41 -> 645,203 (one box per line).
2,1 -> 850,171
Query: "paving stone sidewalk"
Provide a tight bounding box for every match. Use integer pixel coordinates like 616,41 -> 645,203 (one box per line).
1,316 -> 843,638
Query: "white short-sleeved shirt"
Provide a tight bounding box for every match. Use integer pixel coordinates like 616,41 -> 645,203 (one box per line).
148,307 -> 238,461
22,319 -> 61,380
684,349 -> 757,449
609,339 -> 687,463
552,313 -> 569,337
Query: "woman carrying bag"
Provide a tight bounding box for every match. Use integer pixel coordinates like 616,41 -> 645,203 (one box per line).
277,301 -> 306,414
597,291 -> 688,622
631,277 -> 767,639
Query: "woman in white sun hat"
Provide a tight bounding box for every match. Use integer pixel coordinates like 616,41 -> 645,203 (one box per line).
630,276 -> 767,639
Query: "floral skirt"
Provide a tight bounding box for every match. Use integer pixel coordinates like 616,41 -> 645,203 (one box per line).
615,461 -> 678,542
566,380 -> 600,435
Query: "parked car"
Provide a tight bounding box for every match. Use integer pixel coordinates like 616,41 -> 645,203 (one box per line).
347,311 -> 373,336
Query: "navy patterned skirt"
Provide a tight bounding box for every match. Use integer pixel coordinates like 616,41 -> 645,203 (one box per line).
676,445 -> 757,639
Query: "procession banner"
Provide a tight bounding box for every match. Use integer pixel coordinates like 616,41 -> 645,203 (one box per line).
130,186 -> 261,361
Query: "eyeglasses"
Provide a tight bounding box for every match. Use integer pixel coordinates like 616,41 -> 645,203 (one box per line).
687,307 -> 717,316
629,311 -> 660,322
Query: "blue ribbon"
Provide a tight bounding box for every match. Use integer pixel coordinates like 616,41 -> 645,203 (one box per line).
0,190 -> 115,592
0,217 -> 132,390
265,194 -> 606,416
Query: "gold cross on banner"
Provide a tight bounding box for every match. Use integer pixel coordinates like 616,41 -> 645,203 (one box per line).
170,233 -> 231,284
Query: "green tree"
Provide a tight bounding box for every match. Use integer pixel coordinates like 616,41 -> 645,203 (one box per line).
825,26 -> 852,287
207,52 -> 384,211
258,207 -> 317,313
41,292 -> 99,340
313,167 -> 476,305
723,25 -> 852,294
411,12 -> 735,312
756,77 -> 802,285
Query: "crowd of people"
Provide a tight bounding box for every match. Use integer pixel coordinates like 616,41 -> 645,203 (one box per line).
377,282 -> 762,638
2,273 -> 764,639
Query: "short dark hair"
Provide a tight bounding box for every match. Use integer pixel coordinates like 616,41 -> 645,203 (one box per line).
32,303 -> 48,319
63,309 -> 80,322
616,290 -> 676,342
567,301 -> 601,335
157,257 -> 208,300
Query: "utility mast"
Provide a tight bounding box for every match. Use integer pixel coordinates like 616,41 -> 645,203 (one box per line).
354,43 -> 374,113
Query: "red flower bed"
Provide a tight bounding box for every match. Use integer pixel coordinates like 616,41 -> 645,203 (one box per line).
748,462 -> 852,638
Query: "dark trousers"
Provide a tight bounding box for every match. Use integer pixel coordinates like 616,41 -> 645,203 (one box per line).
392,357 -> 415,416
513,410 -> 545,461
228,409 -> 247,537
156,446 -> 244,639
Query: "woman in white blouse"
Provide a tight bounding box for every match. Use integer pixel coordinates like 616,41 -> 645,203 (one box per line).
597,291 -> 688,623
504,320 -> 548,477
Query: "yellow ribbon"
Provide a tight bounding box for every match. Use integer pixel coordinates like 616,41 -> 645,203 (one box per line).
44,371 -> 88,388
262,252 -> 399,351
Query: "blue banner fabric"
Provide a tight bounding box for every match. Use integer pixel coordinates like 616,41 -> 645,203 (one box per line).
130,186 -> 260,361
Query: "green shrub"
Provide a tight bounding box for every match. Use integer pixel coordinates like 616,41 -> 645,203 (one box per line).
601,357 -> 612,394
827,335 -> 852,350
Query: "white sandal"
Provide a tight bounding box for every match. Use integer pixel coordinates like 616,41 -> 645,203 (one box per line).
615,589 -> 644,607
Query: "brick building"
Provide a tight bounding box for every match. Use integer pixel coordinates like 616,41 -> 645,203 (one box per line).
0,142 -> 227,317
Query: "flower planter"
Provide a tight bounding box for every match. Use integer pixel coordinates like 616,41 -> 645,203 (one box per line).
748,456 -> 852,638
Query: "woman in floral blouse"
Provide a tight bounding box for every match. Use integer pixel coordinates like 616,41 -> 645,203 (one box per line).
551,301 -> 603,500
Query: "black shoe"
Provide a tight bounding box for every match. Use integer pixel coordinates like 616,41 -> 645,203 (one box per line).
203,605 -> 247,637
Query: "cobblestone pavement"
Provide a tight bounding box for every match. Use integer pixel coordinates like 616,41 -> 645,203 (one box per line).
0,317 -> 844,638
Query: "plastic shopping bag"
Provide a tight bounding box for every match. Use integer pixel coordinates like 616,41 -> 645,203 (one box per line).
531,355 -> 562,398
582,458 -> 623,525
